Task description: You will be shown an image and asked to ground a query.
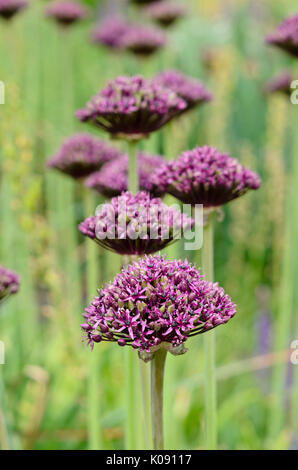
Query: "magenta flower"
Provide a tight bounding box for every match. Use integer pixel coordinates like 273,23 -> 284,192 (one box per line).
85,152 -> 166,198
47,133 -> 122,179
266,14 -> 298,58
145,2 -> 186,28
79,191 -> 193,256
76,75 -> 186,140
91,16 -> 132,50
0,0 -> 27,20
265,71 -> 293,96
154,69 -> 212,112
81,254 -> 236,358
151,146 -> 261,208
46,1 -> 86,27
0,266 -> 20,304
122,25 -> 166,57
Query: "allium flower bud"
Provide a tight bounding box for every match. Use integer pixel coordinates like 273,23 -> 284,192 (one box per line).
47,133 -> 122,179
78,191 -> 193,256
76,75 -> 186,140
85,152 -> 166,198
0,0 -> 27,20
266,14 -> 298,58
81,254 -> 236,358
265,71 -> 293,96
151,145 -> 261,208
46,1 -> 86,27
0,266 -> 20,304
122,25 -> 166,57
154,69 -> 212,113
91,16 -> 132,50
145,2 -> 186,28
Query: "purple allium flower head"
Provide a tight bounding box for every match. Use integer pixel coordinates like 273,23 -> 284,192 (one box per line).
266,14 -> 298,58
154,70 -> 212,112
85,152 -> 165,198
265,71 -> 293,96
46,1 -> 86,27
122,25 -> 166,57
81,254 -> 236,358
47,133 -> 122,179
151,146 -> 261,208
0,266 -> 20,303
145,2 -> 186,28
131,0 -> 163,5
0,0 -> 27,20
76,75 -> 186,140
91,16 -> 132,50
79,191 -> 193,256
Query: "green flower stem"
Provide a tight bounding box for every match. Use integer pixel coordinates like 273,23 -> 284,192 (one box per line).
0,371 -> 9,450
151,348 -> 167,450
128,140 -> 139,195
203,212 -> 217,450
140,360 -> 152,449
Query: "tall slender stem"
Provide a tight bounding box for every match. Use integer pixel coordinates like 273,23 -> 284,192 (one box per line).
202,212 -> 217,449
128,140 -> 139,194
0,370 -> 9,450
151,349 -> 167,450
140,361 -> 152,449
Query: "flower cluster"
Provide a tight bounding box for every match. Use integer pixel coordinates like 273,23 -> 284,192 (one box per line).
76,75 -> 186,140
0,266 -> 20,303
151,146 -> 261,208
122,25 -> 166,57
0,0 -> 27,20
154,70 -> 212,112
145,2 -> 186,28
91,16 -> 132,50
79,191 -> 193,256
266,14 -> 298,58
81,254 -> 236,357
46,1 -> 86,27
265,71 -> 293,96
47,133 -> 122,179
131,0 -> 163,5
85,152 -> 165,197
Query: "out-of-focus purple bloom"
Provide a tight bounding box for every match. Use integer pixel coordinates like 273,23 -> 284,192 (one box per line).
265,71 -> 293,96
85,152 -> 166,197
145,2 -> 186,28
76,75 -> 186,140
266,14 -> 298,58
79,191 -> 193,256
47,133 -> 122,179
154,70 -> 212,112
46,1 -> 87,27
81,254 -> 236,358
91,16 -> 132,50
0,0 -> 27,20
122,25 -> 166,57
131,0 -> 163,5
151,146 -> 261,208
0,266 -> 20,303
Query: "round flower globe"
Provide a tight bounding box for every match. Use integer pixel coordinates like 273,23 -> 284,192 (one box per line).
122,25 -> 166,57
266,14 -> 298,58
265,71 -> 293,97
46,1 -> 86,27
79,191 -> 193,256
0,0 -> 28,20
91,16 -> 132,50
145,2 -> 186,28
131,0 -> 163,5
81,254 -> 236,359
0,265 -> 20,304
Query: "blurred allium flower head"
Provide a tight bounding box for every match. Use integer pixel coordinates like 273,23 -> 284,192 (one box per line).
81,254 -> 236,360
46,1 -> 86,27
266,14 -> 298,58
0,266 -> 20,303
0,0 -> 28,20
122,25 -> 166,57
154,69 -> 212,112
152,146 -> 261,208
131,0 -> 163,5
145,2 -> 186,28
91,16 -> 132,49
265,71 -> 293,96
85,152 -> 165,198
47,133 -> 122,179
79,191 -> 193,256
76,75 -> 186,140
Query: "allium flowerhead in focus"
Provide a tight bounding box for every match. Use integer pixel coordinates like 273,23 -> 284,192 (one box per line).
47,133 -> 122,179
46,1 -> 86,27
152,146 -> 261,208
145,2 -> 186,28
0,265 -> 20,304
266,14 -> 298,58
154,70 -> 212,112
79,191 -> 193,256
91,16 -> 132,50
85,152 -> 166,198
0,0 -> 28,20
265,71 -> 293,96
122,25 -> 166,57
81,254 -> 236,359
76,75 -> 186,140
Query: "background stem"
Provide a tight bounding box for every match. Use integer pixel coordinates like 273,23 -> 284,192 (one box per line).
151,349 -> 167,450
128,141 -> 139,194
